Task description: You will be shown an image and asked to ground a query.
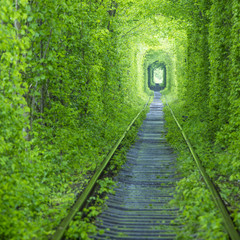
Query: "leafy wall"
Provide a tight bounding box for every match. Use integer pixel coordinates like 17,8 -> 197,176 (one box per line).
0,1 -> 150,239
1,0 -> 240,239
164,0 -> 240,238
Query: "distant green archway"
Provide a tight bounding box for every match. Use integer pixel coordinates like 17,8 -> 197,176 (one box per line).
143,49 -> 173,93
148,61 -> 166,91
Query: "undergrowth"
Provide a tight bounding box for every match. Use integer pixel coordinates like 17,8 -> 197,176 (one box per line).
163,96 -> 233,240
64,105 -> 150,240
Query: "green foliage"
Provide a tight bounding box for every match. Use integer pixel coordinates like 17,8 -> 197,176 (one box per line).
65,178 -> 116,240
164,103 -> 229,239
0,0 -> 149,239
174,175 -> 228,240
1,0 -> 240,238
208,0 -> 232,141
163,0 -> 240,237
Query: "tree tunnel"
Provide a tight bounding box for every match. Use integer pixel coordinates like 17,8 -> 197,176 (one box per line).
143,49 -> 174,93
148,61 -> 166,91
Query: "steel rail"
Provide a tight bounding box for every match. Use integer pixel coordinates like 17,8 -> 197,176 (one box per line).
164,97 -> 240,240
52,97 -> 152,240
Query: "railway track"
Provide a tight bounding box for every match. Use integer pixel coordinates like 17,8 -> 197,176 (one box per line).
52,92 -> 240,240
92,92 -> 179,239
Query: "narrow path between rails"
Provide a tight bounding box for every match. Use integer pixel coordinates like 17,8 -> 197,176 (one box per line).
93,92 -> 180,239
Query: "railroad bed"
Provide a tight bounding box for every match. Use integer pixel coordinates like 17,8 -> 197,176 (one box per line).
92,92 -> 180,240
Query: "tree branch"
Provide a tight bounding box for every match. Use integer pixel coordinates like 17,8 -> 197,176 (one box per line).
121,22 -> 144,38
43,29 -> 53,59
14,0 -> 21,32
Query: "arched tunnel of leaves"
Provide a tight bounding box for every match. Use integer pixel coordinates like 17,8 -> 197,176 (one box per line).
0,0 -> 240,239
148,61 -> 167,91
144,49 -> 174,94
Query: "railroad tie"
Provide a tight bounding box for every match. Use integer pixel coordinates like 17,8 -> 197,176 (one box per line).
93,92 -> 179,240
